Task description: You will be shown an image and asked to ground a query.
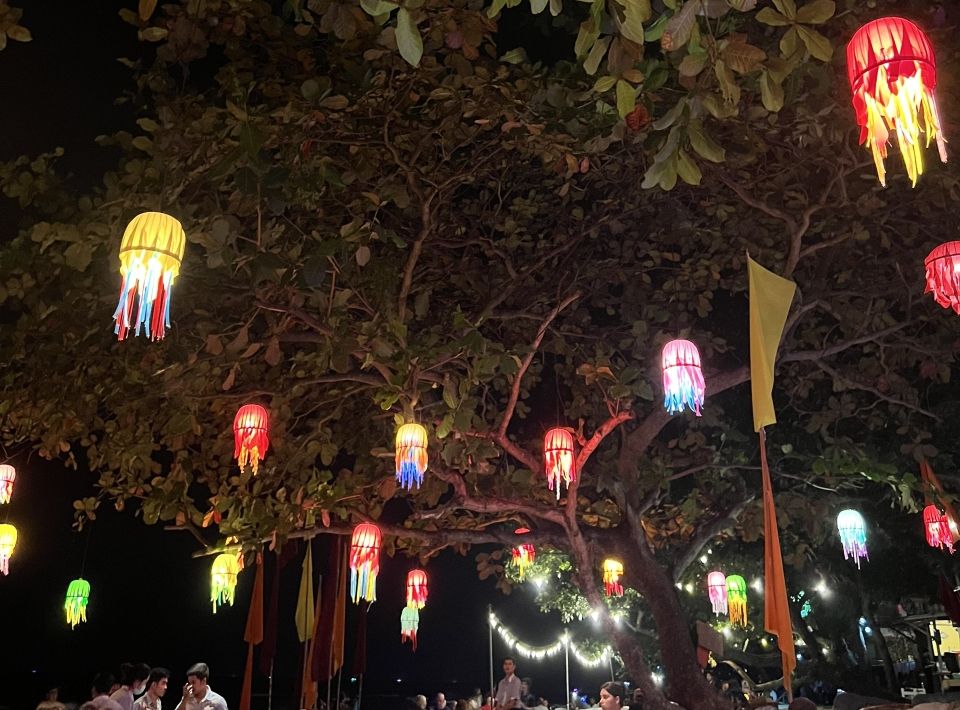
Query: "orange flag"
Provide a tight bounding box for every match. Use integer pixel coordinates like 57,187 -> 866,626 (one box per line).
760,430 -> 796,700
239,554 -> 265,710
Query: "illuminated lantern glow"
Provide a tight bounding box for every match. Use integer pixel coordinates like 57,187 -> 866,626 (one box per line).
707,571 -> 728,616
924,242 -> 960,315
395,423 -> 428,490
846,17 -> 946,187
602,559 -> 624,598
210,553 -> 240,612
544,428 -> 576,499
836,509 -> 869,568
350,523 -> 382,604
923,504 -> 955,553
401,606 -> 419,651
113,211 -> 186,340
512,544 -> 536,580
233,404 -> 270,474
661,340 -> 705,416
0,523 -> 18,575
406,569 -> 429,609
726,574 -> 748,627
0,464 -> 15,504
64,578 -> 91,629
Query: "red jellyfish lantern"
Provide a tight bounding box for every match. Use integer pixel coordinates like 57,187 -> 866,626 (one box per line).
923,504 -> 955,553
233,404 -> 270,474
512,527 -> 536,580
0,465 -> 15,504
406,569 -> 428,609
661,339 -> 705,416
924,242 -> 960,315
544,428 -> 576,499
350,523 -> 382,604
847,17 -> 947,187
707,571 -> 728,616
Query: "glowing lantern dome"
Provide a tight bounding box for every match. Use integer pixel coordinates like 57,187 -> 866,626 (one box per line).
544,428 -> 576,499
395,423 -> 428,490
602,559 -> 624,597
112,211 -> 186,340
923,504 -> 955,553
233,404 -> 270,474
210,553 -> 240,612
836,509 -> 869,568
401,606 -> 420,650
406,569 -> 428,609
707,571 -> 728,616
661,339 -> 705,416
64,578 -> 91,629
350,523 -> 382,604
846,17 -> 946,187
924,242 -> 960,315
726,574 -> 748,627
0,523 -> 18,575
0,464 -> 15,504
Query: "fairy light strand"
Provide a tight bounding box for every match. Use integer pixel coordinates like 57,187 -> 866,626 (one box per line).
488,612 -> 612,667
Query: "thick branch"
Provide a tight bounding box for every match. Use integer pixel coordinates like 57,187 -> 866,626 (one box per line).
432,466 -> 565,525
576,410 -> 633,472
498,291 -> 581,437
463,430 -> 541,474
670,494 -> 756,582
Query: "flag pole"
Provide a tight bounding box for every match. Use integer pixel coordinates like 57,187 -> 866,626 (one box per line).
488,605 -> 495,702
563,632 -> 570,710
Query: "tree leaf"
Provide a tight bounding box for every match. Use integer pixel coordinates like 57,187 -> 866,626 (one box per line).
676,148 -> 702,186
661,1 -> 697,52
64,242 -> 93,272
6,25 -> 31,42
755,7 -> 789,26
360,0 -> 399,16
613,0 -> 650,45
679,51 -> 707,77
713,59 -> 740,104
796,25 -> 832,62
396,8 -> 423,67
688,121 -> 725,163
139,0 -> 158,21
722,37 -> 765,74
771,0 -> 796,19
794,0 -> 834,24
583,36 -> 611,76
139,27 -> 168,41
264,337 -> 282,366
760,70 -> 784,112
616,79 -> 637,118
593,75 -> 617,92
530,0 -> 549,14
355,245 -> 371,266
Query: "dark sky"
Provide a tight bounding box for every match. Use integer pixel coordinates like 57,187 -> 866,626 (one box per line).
0,5 -> 614,709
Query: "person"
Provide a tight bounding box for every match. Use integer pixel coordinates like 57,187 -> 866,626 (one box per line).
175,663 -> 228,710
414,696 -> 428,710
495,658 -> 522,710
519,679 -> 536,708
598,682 -> 628,710
429,693 -> 448,710
134,668 -> 170,710
90,673 -> 123,710
787,700 -> 816,710
470,689 -> 484,708
111,663 -> 151,710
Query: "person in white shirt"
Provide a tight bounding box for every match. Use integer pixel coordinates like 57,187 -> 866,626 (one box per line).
110,663 -> 151,710
495,658 -> 522,710
134,668 -> 169,710
175,663 -> 228,710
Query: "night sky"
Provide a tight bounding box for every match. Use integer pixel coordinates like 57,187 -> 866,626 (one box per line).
0,4 -> 613,709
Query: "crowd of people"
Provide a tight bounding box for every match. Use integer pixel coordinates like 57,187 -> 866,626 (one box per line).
34,662 -> 229,710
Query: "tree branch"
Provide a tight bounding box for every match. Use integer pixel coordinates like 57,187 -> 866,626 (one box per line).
431,465 -> 565,525
813,359 -> 941,421
670,494 -> 756,582
576,410 -> 633,471
498,290 -> 581,437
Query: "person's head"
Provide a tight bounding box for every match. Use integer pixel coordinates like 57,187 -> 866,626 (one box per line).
91,673 -> 115,698
787,700 -> 816,710
119,663 -> 152,694
502,658 -> 516,677
599,682 -> 626,710
45,689 -> 59,702
434,693 -> 446,707
186,662 -> 210,695
415,695 -> 427,710
146,668 -> 170,698
456,701 -> 471,710
521,678 -> 531,694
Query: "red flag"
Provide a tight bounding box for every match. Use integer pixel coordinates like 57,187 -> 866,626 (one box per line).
312,537 -> 343,681
239,554 -> 265,710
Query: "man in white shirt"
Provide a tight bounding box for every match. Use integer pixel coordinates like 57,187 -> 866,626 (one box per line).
495,658 -> 522,710
174,663 -> 228,710
134,668 -> 169,710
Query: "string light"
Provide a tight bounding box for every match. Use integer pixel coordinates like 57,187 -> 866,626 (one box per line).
488,611 -> 612,666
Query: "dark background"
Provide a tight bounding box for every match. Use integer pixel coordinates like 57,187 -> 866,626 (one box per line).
0,4 -> 613,708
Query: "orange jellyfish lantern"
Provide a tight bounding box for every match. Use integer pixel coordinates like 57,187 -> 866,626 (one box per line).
544,428 -> 576,499
602,559 -> 624,597
846,17 -> 946,187
350,523 -> 382,604
707,571 -> 728,616
512,544 -> 536,580
0,523 -> 17,575
113,211 -> 186,340
923,504 -> 955,553
233,404 -> 270,474
406,569 -> 428,609
924,242 -> 960,315
395,423 -> 428,490
662,339 -> 705,416
0,465 -> 15,504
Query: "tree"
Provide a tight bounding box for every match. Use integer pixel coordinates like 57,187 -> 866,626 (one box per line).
2,1 -> 959,708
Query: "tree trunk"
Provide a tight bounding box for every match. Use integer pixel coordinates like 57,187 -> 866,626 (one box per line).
859,587 -> 896,693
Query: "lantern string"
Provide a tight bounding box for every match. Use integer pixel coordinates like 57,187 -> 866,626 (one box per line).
79,523 -> 93,577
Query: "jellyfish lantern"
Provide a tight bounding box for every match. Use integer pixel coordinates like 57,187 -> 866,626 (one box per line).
602,559 -> 624,597
65,578 -> 91,629
0,465 -> 14,504
923,504 -> 955,553
395,423 -> 428,490
924,242 -> 960,316
544,428 -> 576,499
726,574 -> 748,627
837,509 -> 869,568
233,404 -> 270,474
350,523 -> 382,604
211,553 -> 240,612
707,571 -> 728,616
0,523 -> 18,576
401,606 -> 420,651
661,339 -> 705,416
406,569 -> 428,610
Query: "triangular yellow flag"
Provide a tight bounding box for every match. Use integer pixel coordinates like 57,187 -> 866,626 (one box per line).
295,543 -> 315,643
748,256 -> 796,431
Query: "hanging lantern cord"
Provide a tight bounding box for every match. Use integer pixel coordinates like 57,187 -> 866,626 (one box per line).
79,523 -> 93,578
